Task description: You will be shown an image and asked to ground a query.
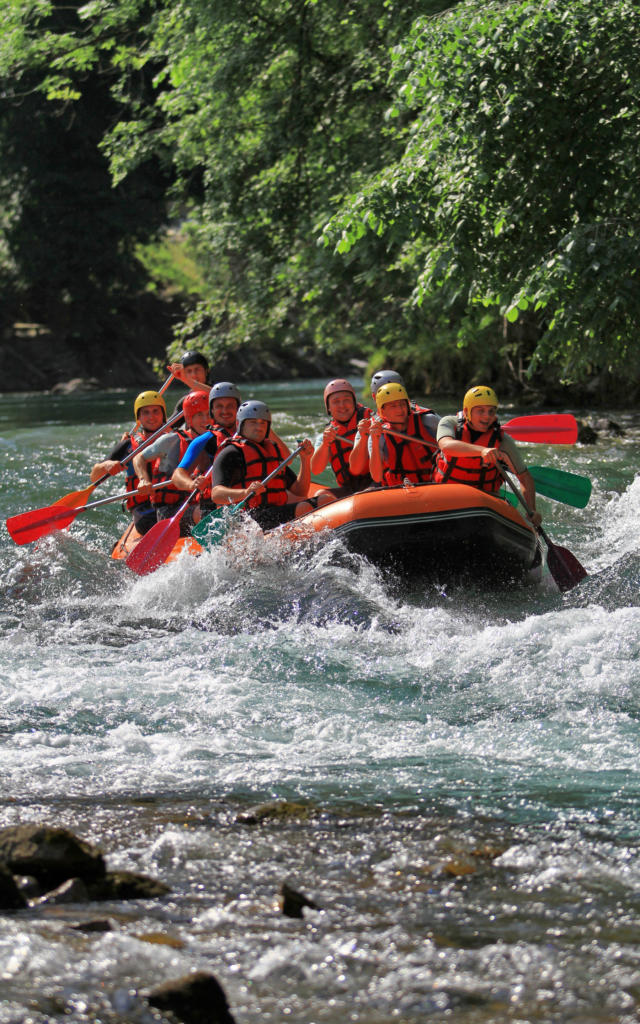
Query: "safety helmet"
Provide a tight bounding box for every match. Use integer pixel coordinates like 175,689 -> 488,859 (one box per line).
182,390 -> 210,426
463,385 -> 499,416
181,350 -> 209,374
370,369 -> 405,397
134,390 -> 167,422
236,400 -> 271,437
375,381 -> 410,414
323,378 -> 356,414
208,381 -> 241,416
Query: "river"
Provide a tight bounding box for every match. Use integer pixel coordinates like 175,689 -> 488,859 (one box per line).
1,380 -> 639,1023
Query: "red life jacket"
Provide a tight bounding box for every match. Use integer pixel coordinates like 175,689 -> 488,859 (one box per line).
227,437 -> 289,507
381,409 -> 437,487
328,404 -> 372,491
124,431 -> 155,510
433,412 -> 503,493
151,428 -> 197,506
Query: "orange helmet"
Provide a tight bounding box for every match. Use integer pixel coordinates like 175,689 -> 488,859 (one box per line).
182,390 -> 210,426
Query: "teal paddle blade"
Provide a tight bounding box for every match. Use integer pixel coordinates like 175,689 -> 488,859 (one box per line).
528,465 -> 591,508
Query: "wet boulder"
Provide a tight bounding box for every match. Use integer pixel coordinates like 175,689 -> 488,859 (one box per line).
147,971 -> 236,1024
0,825 -> 106,890
33,877 -> 90,906
577,421 -> 598,444
279,881 -> 319,918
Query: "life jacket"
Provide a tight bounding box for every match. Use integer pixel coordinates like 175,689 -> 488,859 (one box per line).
433,412 -> 503,493
328,404 -> 373,492
227,436 -> 289,508
124,431 -> 156,510
380,409 -> 437,487
151,428 -> 197,506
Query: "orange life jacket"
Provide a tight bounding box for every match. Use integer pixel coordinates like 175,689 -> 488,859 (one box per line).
328,404 -> 373,491
433,413 -> 503,493
124,431 -> 155,510
381,409 -> 437,487
227,437 -> 289,507
151,428 -> 197,506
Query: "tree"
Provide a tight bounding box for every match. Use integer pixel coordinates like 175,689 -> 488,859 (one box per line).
324,0 -> 640,392
0,0 -> 170,363
89,0 -> 458,374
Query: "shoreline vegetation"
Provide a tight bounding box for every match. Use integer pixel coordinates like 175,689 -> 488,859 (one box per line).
2,1 -> 639,406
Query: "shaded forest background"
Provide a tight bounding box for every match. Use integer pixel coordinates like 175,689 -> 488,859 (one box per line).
1,0 -> 639,402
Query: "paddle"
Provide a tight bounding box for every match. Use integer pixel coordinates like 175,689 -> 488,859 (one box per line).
6,482 -> 173,546
498,466 -> 587,592
5,406 -> 183,545
500,465 -> 591,509
126,468 -> 214,576
383,413 -> 578,450
192,443 -> 306,548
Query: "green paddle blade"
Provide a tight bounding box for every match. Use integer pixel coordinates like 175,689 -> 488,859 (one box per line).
500,466 -> 592,509
528,465 -> 591,508
191,507 -> 231,546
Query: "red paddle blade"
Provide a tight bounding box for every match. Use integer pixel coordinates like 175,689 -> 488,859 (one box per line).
5,484 -> 97,545
6,504 -> 78,544
125,518 -> 180,576
503,414 -> 578,445
545,540 -> 588,592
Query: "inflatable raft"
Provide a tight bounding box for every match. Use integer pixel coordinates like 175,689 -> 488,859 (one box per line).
112,482 -> 539,583
283,482 -> 540,582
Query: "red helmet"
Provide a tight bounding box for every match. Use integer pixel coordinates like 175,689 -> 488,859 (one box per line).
323,379 -> 356,415
182,390 -> 210,426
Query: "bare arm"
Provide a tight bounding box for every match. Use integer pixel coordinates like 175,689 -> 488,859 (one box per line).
288,440 -> 313,497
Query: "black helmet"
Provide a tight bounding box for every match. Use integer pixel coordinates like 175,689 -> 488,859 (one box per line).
236,400 -> 271,437
181,350 -> 209,374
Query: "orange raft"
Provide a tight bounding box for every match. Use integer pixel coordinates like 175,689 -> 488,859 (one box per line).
282,482 -> 540,582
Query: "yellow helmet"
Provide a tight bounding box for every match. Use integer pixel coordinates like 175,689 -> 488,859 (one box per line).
463,385 -> 498,415
375,381 -> 410,414
134,390 -> 167,422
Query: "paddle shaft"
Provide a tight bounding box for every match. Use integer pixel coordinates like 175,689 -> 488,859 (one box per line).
498,466 -> 587,591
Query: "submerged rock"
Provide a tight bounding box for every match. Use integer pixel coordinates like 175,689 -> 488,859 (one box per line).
0,825 -> 105,889
0,862 -> 27,910
236,800 -> 311,825
147,971 -> 236,1024
87,869 -> 171,901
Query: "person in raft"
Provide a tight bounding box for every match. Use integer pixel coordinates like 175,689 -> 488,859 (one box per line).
310,379 -> 373,496
350,369 -> 428,482
209,400 -> 334,530
170,381 -> 245,524
90,390 -> 167,536
167,349 -> 210,427
433,385 -> 542,525
132,390 -> 212,536
368,382 -> 440,486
